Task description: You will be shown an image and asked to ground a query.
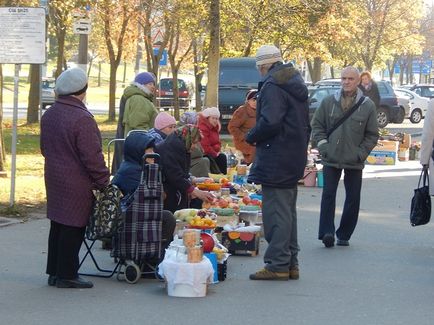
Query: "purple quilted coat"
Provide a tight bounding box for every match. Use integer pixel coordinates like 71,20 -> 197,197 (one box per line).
40,96 -> 110,227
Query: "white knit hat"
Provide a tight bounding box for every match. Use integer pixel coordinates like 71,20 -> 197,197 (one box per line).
202,106 -> 220,118
255,45 -> 283,67
55,67 -> 88,95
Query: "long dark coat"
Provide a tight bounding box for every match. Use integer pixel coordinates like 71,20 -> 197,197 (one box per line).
40,96 -> 110,227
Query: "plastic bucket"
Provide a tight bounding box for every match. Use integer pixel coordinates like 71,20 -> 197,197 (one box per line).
204,253 -> 219,283
303,169 -> 317,187
317,169 -> 324,187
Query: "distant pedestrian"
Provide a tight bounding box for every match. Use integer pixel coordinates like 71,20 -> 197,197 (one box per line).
420,100 -> 434,194
112,72 -> 158,174
228,89 -> 258,164
247,45 -> 311,281
41,68 -> 110,288
311,66 -> 379,248
358,71 -> 380,109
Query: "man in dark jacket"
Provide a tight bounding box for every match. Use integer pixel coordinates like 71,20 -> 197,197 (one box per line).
246,45 -> 311,281
311,66 -> 379,248
41,68 -> 110,288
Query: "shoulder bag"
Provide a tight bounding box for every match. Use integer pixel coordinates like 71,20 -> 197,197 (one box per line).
327,96 -> 365,138
410,168 -> 431,227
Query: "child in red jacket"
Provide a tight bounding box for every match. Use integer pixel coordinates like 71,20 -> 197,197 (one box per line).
198,107 -> 227,174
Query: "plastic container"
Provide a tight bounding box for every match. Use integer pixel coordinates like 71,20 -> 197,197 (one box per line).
303,168 -> 317,187
167,282 -> 207,298
204,252 -> 218,283
317,169 -> 324,187
187,246 -> 203,263
183,229 -> 201,248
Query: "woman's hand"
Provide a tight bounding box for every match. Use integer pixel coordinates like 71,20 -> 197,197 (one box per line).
190,188 -> 215,202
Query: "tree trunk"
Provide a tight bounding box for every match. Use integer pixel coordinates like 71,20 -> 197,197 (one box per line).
108,63 -> 118,121
172,69 -> 180,120
205,0 -> 220,108
122,61 -> 127,86
307,57 -> 322,83
0,64 -> 6,174
55,28 -> 66,79
27,64 -> 40,124
98,61 -> 102,87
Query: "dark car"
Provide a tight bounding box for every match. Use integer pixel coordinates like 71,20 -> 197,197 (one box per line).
156,78 -> 190,109
400,84 -> 434,99
41,77 -> 55,109
311,79 -> 403,128
218,57 -> 261,133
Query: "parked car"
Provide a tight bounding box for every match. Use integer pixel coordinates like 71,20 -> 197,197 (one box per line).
395,93 -> 410,121
400,84 -> 434,99
308,85 -> 339,120
311,79 -> 403,128
394,87 -> 430,123
41,77 -> 55,109
156,78 -> 190,109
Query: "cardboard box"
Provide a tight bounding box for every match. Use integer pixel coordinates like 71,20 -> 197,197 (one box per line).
221,231 -> 260,256
366,151 -> 396,165
373,140 -> 399,152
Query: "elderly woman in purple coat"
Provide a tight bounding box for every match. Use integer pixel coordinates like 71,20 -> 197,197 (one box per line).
40,68 -> 110,289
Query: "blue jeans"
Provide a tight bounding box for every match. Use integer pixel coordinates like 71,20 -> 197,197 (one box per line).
318,166 -> 363,241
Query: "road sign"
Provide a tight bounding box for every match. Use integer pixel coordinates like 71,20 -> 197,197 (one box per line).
73,19 -> 91,35
153,48 -> 167,66
0,7 -> 46,64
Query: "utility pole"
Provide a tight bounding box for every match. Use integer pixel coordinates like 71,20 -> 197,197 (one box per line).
77,34 -> 88,73
205,0 -> 220,108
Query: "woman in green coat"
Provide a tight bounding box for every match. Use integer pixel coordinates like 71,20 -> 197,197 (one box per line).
123,72 -> 159,137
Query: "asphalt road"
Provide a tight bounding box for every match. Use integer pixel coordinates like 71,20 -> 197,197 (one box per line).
1,160 -> 433,325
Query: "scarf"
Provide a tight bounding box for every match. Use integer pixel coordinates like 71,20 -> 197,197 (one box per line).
175,124 -> 201,151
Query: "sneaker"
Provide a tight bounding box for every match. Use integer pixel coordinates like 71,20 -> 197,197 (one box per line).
322,233 -> 335,248
336,239 -> 349,246
289,266 -> 299,280
249,268 -> 289,281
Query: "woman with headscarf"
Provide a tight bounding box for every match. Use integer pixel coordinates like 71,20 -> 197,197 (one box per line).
228,89 -> 258,164
155,124 -> 215,212
198,107 -> 227,174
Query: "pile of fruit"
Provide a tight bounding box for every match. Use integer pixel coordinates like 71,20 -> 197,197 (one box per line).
174,209 -> 218,228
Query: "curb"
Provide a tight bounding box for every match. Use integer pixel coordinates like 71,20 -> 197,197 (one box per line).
0,217 -> 23,228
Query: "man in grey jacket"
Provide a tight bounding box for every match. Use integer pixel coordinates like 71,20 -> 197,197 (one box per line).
311,66 -> 379,248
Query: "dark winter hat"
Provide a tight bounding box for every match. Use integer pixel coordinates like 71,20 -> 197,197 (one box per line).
134,72 -> 156,85
55,67 -> 88,96
246,89 -> 258,101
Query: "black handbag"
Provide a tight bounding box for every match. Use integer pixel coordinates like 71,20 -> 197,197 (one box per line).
86,183 -> 124,240
410,169 -> 431,226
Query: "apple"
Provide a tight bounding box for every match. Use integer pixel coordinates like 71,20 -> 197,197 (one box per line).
250,199 -> 261,206
218,198 -> 229,208
242,196 -> 251,205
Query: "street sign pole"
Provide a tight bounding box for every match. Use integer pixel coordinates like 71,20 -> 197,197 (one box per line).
9,64 -> 20,206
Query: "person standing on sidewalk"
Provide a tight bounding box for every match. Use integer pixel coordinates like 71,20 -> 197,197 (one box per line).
311,66 -> 379,248
247,45 -> 311,281
40,68 -> 110,288
228,89 -> 258,164
420,100 -> 434,194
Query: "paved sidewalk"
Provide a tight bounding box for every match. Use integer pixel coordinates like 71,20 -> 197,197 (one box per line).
1,160 -> 434,325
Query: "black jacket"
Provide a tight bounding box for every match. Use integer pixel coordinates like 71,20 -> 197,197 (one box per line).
246,62 -> 311,188
155,133 -> 192,212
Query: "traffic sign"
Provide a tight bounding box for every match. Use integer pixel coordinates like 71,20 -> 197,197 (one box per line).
153,48 -> 167,66
73,19 -> 91,35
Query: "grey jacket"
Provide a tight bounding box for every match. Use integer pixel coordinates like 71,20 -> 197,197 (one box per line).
311,88 -> 379,170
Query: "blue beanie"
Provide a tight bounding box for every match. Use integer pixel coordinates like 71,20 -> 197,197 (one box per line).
134,72 -> 156,85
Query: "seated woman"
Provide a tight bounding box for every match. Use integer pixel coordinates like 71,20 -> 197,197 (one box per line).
111,131 -> 176,257
147,111 -> 177,144
179,111 -> 210,177
198,107 -> 227,174
155,124 -> 215,213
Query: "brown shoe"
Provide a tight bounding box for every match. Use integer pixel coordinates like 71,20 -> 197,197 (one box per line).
249,268 -> 289,281
289,266 -> 299,280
